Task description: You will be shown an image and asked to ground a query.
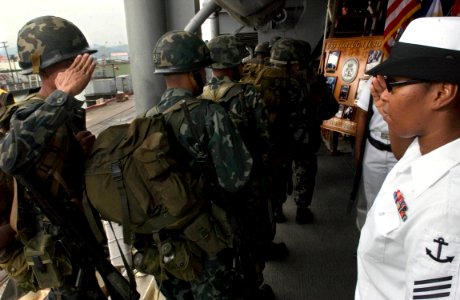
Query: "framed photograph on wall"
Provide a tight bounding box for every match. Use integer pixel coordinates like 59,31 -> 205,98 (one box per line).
343,106 -> 354,120
335,104 -> 345,118
365,49 -> 383,72
325,50 -> 340,73
354,78 -> 368,101
339,85 -> 350,102
325,76 -> 337,94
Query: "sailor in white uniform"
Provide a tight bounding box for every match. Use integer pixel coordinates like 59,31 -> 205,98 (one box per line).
355,17 -> 460,300
355,77 -> 397,229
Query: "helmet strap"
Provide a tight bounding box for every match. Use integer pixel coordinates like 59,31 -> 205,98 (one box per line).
31,53 -> 41,74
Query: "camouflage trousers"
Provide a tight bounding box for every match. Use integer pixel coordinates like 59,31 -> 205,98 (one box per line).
292,153 -> 318,208
158,256 -> 234,300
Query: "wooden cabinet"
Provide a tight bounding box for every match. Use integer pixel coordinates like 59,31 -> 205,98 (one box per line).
321,36 -> 385,136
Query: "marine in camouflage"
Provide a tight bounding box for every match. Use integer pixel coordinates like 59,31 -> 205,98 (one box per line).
17,16 -> 96,74
205,34 -> 278,297
206,35 -> 248,69
154,88 -> 253,193
153,31 -> 213,74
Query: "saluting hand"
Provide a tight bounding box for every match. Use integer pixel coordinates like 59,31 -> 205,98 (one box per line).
370,75 -> 387,116
55,54 -> 96,96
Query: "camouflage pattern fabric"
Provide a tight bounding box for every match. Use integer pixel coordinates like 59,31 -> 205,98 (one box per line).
0,92 -> 103,298
207,35 -> 247,69
17,16 -> 96,74
0,91 -> 79,175
202,75 -> 274,291
155,88 -> 253,193
153,31 -> 213,74
159,258 -> 234,300
291,66 -> 338,209
204,75 -> 270,155
270,38 -> 300,65
152,87 -> 251,299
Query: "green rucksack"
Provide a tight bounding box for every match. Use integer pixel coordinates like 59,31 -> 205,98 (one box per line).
241,63 -> 288,124
84,100 -> 205,244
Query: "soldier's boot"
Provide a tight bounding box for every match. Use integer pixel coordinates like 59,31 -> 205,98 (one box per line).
296,206 -> 314,224
264,242 -> 288,261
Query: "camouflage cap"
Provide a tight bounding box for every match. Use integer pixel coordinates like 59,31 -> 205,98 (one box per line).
17,16 -> 96,75
153,30 -> 212,74
207,34 -> 247,69
254,41 -> 270,55
270,38 -> 300,65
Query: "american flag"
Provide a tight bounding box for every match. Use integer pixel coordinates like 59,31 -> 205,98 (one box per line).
384,0 -> 421,54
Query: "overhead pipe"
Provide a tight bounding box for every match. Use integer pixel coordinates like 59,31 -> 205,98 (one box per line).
184,1 -> 220,33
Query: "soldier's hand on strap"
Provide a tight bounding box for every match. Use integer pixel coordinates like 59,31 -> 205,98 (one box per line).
55,54 -> 96,96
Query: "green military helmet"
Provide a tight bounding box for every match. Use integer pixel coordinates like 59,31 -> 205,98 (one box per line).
17,15 -> 97,75
207,34 -> 247,69
153,30 -> 212,74
270,37 -> 300,65
254,41 -> 270,55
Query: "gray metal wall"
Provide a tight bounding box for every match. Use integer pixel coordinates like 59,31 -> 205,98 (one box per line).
124,0 -> 327,112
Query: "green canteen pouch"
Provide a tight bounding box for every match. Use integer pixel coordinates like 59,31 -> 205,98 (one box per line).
133,246 -> 162,279
0,246 -> 36,292
24,233 -> 70,289
162,237 -> 203,282
183,211 -> 229,258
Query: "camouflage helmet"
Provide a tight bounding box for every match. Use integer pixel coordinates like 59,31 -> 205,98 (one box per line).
153,31 -> 212,74
270,38 -> 300,65
254,41 -> 270,55
17,16 -> 96,75
207,34 -> 247,69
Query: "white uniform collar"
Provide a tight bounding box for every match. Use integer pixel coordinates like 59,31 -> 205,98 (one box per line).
395,137 -> 460,198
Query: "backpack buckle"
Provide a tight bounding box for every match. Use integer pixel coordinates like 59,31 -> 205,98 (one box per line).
111,161 -> 123,182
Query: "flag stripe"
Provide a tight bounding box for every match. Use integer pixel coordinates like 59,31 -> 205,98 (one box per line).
383,0 -> 421,53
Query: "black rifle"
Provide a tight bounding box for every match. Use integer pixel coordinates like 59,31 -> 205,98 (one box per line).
16,174 -> 140,300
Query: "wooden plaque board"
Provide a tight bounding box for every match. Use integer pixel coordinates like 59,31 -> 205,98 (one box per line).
321,36 -> 385,136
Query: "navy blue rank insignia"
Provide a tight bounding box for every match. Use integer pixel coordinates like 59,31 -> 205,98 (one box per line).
393,189 -> 408,221
413,276 -> 452,299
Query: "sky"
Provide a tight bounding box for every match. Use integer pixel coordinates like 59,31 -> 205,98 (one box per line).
0,0 -> 128,52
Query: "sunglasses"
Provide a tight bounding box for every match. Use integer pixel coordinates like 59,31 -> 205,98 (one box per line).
384,77 -> 427,93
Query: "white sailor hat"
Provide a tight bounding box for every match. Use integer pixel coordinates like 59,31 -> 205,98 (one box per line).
367,17 -> 460,84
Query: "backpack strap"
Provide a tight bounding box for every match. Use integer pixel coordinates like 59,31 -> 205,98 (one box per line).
201,81 -> 238,102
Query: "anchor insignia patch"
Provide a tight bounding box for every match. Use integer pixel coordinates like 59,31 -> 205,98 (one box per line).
426,237 -> 455,263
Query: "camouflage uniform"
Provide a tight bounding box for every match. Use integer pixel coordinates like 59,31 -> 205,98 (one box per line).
204,34 -> 280,298
0,16 -> 105,299
268,38 -> 311,223
203,74 -> 274,296
149,30 -> 253,300
291,40 -> 338,224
